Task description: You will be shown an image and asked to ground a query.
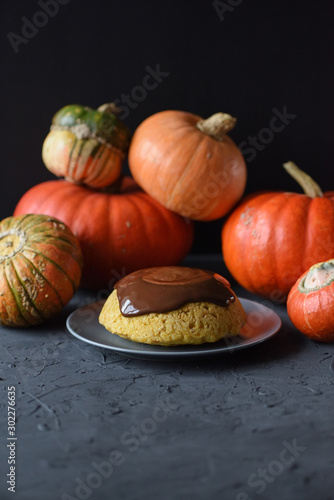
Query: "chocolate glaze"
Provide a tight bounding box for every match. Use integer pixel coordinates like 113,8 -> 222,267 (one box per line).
114,266 -> 235,317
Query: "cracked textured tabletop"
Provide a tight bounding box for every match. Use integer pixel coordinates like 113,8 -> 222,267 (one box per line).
0,256 -> 334,500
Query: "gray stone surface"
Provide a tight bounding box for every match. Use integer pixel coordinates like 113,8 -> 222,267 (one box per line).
1,256 -> 334,500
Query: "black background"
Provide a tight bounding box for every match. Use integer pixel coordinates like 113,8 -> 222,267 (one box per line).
1,0 -> 333,253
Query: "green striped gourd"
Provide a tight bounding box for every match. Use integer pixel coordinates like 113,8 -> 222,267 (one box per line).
42,103 -> 131,189
0,214 -> 83,327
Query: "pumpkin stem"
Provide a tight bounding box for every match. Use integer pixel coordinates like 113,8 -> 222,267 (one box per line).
97,103 -> 122,115
283,161 -> 323,198
196,113 -> 237,141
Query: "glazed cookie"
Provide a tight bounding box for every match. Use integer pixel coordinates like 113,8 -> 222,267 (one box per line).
99,266 -> 247,346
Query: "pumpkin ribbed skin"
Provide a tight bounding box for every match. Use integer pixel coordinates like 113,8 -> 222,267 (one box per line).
287,260 -> 334,342
128,110 -> 247,221
222,191 -> 334,301
14,178 -> 194,290
0,214 -> 83,327
42,104 -> 131,189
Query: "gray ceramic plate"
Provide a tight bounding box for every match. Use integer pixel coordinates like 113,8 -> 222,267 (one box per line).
66,298 -> 282,360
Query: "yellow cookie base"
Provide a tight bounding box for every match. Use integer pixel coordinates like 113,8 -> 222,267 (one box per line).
99,290 -> 247,346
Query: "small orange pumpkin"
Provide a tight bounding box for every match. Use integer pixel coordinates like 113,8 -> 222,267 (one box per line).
0,214 -> 83,327
128,110 -> 247,221
222,162 -> 334,301
287,259 -> 334,342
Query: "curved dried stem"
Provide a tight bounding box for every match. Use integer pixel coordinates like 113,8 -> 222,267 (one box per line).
283,161 -> 323,198
196,112 -> 236,141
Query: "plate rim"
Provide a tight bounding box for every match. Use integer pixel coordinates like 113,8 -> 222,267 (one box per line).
66,298 -> 282,359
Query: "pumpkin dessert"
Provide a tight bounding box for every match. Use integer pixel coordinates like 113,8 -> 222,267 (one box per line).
99,266 -> 246,346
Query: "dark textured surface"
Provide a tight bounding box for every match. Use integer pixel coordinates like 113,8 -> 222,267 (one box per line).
1,256 -> 334,500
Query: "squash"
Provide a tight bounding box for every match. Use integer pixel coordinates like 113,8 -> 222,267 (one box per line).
42,103 -> 131,189
222,162 -> 334,301
287,259 -> 334,342
0,214 -> 83,327
128,110 -> 247,221
14,178 -> 194,291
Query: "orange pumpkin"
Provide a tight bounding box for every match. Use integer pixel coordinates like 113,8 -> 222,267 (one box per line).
0,214 -> 83,327
287,259 -> 334,342
222,162 -> 334,301
14,177 -> 194,291
128,110 -> 247,221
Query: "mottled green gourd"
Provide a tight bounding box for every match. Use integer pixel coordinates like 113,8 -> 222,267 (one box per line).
0,214 -> 83,327
42,103 -> 131,189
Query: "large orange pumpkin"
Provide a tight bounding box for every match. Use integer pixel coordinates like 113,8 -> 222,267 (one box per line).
287,259 -> 334,342
0,214 -> 82,327
128,110 -> 247,221
222,162 -> 334,301
14,178 -> 194,291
